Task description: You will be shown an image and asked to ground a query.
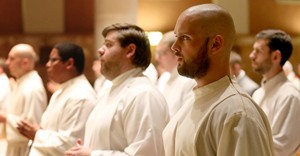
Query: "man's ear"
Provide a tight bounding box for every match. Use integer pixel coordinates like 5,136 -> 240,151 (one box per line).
126,44 -> 136,58
65,58 -> 75,70
22,57 -> 33,69
210,35 -> 224,55
22,58 -> 29,66
272,50 -> 282,63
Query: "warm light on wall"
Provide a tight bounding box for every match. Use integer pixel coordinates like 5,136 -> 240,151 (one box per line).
147,31 -> 163,46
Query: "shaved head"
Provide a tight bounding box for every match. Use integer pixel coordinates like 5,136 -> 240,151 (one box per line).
172,3 -> 236,82
176,3 -> 236,52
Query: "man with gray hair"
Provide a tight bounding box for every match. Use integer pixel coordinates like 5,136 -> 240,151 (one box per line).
230,51 -> 259,95
156,31 -> 196,117
0,44 -> 47,156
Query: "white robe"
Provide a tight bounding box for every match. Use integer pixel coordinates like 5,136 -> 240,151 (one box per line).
156,68 -> 196,117
0,73 -> 10,156
84,68 -> 169,156
93,75 -> 111,99
286,71 -> 300,90
29,75 -> 96,156
5,70 -> 47,156
0,72 -> 10,110
252,72 -> 300,156
163,76 -> 274,156
236,70 -> 259,96
143,63 -> 158,84
0,73 -> 10,137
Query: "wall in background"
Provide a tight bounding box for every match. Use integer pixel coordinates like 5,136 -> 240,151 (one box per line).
1,0 -> 300,88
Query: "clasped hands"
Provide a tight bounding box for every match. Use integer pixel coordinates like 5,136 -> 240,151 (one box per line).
16,119 -> 40,140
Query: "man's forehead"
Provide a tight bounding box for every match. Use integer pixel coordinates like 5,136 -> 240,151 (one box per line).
105,31 -> 118,39
176,13 -> 205,33
255,39 -> 268,46
104,34 -> 120,44
50,48 -> 60,56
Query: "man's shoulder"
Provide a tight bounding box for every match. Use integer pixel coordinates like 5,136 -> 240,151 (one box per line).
123,76 -> 165,99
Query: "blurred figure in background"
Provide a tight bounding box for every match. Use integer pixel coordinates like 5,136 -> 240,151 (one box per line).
230,51 -> 259,95
0,44 -> 47,156
0,58 -> 10,113
155,31 -> 196,117
0,58 -> 10,156
297,63 -> 300,77
16,42 -> 96,156
143,63 -> 158,83
250,29 -> 300,156
283,60 -> 300,90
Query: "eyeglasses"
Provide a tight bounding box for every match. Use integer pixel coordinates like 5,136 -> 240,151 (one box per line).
48,57 -> 61,63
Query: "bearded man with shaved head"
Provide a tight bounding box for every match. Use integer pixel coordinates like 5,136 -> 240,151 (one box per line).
0,44 -> 47,156
163,4 -> 274,156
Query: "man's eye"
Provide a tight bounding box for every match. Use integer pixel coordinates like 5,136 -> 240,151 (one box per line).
105,43 -> 112,47
179,36 -> 188,40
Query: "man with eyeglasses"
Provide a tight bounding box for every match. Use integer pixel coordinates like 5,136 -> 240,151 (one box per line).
16,42 -> 96,156
0,43 -> 47,156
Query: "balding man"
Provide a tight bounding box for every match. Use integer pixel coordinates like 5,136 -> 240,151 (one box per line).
162,4 -> 274,156
230,51 -> 259,95
0,44 -> 47,156
156,31 -> 196,117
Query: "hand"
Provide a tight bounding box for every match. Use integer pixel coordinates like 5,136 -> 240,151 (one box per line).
0,111 -> 6,123
65,139 -> 92,156
16,120 -> 40,140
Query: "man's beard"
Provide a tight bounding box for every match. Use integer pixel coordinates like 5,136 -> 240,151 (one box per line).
100,60 -> 121,80
252,57 -> 272,75
177,38 -> 210,79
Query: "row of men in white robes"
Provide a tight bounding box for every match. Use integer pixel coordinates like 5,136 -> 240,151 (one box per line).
1,16 -> 300,156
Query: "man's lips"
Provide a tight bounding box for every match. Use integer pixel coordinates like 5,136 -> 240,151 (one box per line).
250,61 -> 257,67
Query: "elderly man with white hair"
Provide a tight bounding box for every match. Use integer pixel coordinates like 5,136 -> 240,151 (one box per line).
230,51 -> 259,95
0,44 -> 47,156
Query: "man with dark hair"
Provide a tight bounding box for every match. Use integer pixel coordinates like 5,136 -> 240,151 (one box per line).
17,42 -> 96,156
66,23 -> 169,156
162,4 -> 274,156
250,29 -> 300,156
